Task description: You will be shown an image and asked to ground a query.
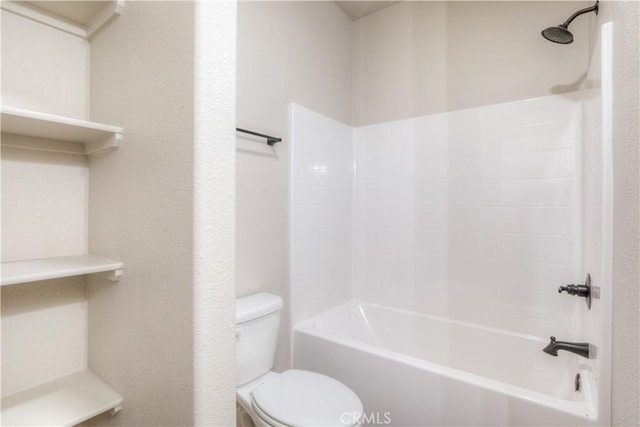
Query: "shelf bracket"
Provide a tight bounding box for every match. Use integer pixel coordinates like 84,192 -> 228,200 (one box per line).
96,269 -> 123,282
87,0 -> 125,40
84,133 -> 123,155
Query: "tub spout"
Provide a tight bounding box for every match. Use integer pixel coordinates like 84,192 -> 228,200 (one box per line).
543,336 -> 590,358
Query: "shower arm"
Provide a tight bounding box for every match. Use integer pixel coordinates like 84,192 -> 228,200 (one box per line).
562,2 -> 599,27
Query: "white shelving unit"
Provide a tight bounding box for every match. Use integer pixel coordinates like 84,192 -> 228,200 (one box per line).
1,254 -> 124,286
1,369 -> 123,427
1,1 -> 126,424
1,106 -> 123,155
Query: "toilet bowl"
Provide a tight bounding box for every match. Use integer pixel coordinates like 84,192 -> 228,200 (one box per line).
236,293 -> 363,427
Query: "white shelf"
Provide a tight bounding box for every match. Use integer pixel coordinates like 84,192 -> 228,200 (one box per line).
1,106 -> 123,155
1,254 -> 123,286
1,369 -> 123,426
1,1 -> 124,40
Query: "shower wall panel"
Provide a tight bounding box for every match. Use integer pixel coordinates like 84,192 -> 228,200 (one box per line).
353,94 -> 583,339
353,114 -> 449,310
290,104 -> 354,328
291,93 -> 584,340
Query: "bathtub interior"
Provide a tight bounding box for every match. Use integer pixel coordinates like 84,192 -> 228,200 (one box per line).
296,302 -> 588,403
294,315 -> 599,426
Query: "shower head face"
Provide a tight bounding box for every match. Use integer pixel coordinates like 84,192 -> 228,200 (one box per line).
541,25 -> 574,44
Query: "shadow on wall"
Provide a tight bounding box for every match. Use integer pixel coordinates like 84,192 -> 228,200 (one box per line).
236,134 -> 280,159
551,71 -> 588,94
1,277 -> 86,318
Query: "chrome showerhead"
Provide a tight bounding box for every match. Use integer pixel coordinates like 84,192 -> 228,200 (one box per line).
542,1 -> 598,45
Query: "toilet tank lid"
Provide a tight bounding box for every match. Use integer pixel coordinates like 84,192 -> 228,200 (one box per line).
236,293 -> 283,324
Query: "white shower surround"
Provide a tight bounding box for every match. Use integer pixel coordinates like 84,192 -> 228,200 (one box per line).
353,93 -> 584,339
290,33 -> 612,421
291,92 -> 584,337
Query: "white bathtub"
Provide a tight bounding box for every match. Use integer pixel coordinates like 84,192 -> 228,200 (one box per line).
293,302 -> 599,426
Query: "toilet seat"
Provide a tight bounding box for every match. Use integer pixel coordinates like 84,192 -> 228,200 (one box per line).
251,400 -> 289,427
251,370 -> 363,427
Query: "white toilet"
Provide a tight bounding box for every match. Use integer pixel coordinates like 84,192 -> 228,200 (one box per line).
236,293 -> 363,427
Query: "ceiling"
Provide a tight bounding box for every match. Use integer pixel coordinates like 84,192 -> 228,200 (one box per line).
334,1 -> 400,21
23,1 -> 396,26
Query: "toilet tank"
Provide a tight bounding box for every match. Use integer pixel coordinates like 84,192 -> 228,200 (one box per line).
236,293 -> 283,386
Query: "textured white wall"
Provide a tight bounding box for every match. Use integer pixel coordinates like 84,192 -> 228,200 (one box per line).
1,148 -> 88,262
1,9 -> 89,119
86,2 -> 196,425
236,0 -> 353,370
352,1 -> 592,125
1,277 -> 87,396
193,1 -> 237,425
1,11 -> 90,397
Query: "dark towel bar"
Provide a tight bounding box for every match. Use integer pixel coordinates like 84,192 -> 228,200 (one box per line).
236,128 -> 281,146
